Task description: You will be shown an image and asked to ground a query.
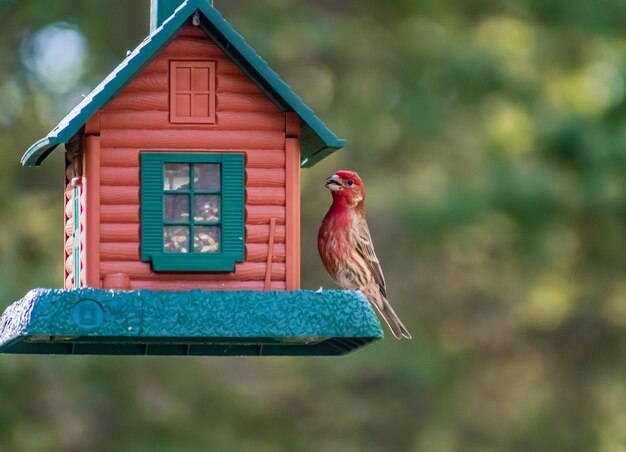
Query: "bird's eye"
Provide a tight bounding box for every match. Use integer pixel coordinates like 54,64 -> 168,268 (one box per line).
346,179 -> 354,186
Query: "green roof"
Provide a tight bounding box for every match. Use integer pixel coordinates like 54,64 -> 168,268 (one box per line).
0,288 -> 383,356
21,0 -> 346,167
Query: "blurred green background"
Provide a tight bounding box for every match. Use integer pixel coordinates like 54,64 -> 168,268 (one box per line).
1,0 -> 625,450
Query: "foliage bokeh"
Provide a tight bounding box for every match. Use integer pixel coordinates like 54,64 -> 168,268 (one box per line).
0,0 -> 625,450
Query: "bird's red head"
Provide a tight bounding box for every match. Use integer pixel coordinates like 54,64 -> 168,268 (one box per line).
324,170 -> 365,208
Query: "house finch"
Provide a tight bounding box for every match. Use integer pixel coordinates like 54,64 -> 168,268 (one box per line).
318,170 -> 412,339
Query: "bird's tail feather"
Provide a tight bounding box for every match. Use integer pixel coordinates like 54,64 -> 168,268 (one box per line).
370,295 -> 412,340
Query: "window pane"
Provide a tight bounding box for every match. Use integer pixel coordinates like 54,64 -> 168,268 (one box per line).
194,195 -> 220,222
164,164 -> 189,190
164,226 -> 189,253
176,94 -> 191,117
194,163 -> 220,191
193,94 -> 210,117
192,67 -> 209,91
194,226 -> 220,253
176,67 -> 191,90
164,194 -> 190,222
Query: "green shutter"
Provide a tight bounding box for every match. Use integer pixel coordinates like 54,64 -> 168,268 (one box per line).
221,153 -> 245,262
141,154 -> 164,261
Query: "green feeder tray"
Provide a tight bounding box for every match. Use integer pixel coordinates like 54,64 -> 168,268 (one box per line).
0,289 -> 383,356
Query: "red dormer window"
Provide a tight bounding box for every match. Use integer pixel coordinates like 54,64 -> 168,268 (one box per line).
169,61 -> 216,124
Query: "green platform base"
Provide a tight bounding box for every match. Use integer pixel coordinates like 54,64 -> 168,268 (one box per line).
0,289 -> 383,356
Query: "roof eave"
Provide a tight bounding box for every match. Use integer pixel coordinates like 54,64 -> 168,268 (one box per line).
22,138 -> 60,167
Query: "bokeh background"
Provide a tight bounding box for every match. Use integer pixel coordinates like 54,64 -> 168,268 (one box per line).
1,0 -> 625,450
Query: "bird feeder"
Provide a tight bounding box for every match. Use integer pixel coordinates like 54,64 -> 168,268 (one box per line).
0,0 -> 383,356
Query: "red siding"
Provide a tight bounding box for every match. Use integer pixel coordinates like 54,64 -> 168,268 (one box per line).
93,25 -> 289,291
63,172 -> 73,289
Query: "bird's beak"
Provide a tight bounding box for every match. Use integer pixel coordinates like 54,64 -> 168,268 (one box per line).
325,174 -> 342,191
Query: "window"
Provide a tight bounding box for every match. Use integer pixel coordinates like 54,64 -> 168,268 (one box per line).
141,153 -> 245,272
170,61 -> 216,124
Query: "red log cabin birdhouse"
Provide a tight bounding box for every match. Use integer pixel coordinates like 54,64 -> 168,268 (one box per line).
0,0 -> 383,356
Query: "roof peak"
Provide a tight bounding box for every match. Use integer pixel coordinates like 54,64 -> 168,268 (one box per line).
150,0 -> 213,32
22,0 -> 346,167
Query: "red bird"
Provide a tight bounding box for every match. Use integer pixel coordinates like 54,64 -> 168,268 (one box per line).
318,170 -> 412,339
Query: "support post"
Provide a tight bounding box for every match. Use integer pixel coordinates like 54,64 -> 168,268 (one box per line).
285,112 -> 301,290
83,134 -> 101,288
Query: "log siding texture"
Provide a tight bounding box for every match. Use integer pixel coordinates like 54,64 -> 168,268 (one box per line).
82,25 -> 293,291
63,168 -> 74,289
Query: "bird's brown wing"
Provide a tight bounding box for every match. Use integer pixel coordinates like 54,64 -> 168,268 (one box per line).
354,216 -> 387,299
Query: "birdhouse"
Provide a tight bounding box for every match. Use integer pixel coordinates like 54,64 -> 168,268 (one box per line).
0,0 -> 383,356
